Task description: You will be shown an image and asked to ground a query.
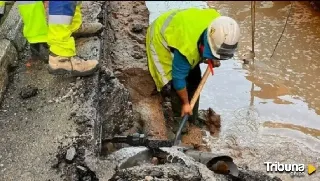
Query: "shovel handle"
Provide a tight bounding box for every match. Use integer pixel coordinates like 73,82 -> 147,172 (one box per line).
190,65 -> 211,109
174,65 -> 212,145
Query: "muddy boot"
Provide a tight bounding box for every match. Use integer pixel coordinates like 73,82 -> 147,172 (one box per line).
48,52 -> 99,76
30,43 -> 49,63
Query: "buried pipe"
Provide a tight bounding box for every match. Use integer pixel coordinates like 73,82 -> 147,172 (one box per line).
102,134 -> 240,177
113,146 -> 240,178
183,150 -> 239,177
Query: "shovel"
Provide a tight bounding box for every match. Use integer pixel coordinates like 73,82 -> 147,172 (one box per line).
174,62 -> 215,145
172,62 -> 240,178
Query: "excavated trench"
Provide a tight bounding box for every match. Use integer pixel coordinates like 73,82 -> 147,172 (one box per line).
93,1 -> 282,181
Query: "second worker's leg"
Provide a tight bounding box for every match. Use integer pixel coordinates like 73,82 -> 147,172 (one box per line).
17,1 -> 48,62
47,1 -> 98,76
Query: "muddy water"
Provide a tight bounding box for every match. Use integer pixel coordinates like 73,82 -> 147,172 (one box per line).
146,1 -> 320,180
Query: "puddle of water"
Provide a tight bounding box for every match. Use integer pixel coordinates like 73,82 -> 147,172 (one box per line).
146,1 -> 320,180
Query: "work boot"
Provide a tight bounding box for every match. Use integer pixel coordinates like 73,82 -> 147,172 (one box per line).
30,43 -> 49,63
48,52 -> 99,76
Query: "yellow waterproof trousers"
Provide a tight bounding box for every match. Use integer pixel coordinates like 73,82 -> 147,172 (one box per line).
17,1 -> 82,57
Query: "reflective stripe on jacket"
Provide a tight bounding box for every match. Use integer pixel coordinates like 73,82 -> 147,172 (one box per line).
146,8 -> 221,91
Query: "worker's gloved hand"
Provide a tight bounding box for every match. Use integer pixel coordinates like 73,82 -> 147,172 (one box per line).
181,103 -> 192,117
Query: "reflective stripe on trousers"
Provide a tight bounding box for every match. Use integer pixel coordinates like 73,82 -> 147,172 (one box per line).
49,15 -> 73,25
17,1 -> 82,57
48,1 -> 81,56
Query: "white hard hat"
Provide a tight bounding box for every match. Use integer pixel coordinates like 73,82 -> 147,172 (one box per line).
207,16 -> 240,60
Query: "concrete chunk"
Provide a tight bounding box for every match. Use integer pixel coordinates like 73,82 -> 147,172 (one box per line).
66,147 -> 76,163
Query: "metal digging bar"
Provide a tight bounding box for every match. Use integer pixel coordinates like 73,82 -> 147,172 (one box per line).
243,1 -> 256,64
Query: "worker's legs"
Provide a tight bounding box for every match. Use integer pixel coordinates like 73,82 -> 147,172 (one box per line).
17,1 -> 49,61
69,2 -> 82,33
17,1 -> 48,43
170,63 -> 202,132
185,63 -> 201,122
47,1 -> 98,76
47,1 -> 77,57
170,63 -> 201,121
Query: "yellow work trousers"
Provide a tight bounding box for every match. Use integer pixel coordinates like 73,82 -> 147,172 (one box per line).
17,1 -> 82,57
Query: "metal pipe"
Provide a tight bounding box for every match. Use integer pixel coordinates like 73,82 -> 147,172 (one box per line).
184,150 -> 239,177
251,1 -> 256,62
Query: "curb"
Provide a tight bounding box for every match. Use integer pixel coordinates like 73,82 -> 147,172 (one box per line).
0,3 -> 24,103
0,39 -> 17,102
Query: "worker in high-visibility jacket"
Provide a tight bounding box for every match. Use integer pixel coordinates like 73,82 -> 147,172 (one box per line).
17,1 -> 99,76
146,8 -> 240,127
0,1 -> 5,22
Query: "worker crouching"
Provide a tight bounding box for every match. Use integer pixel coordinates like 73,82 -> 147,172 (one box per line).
17,1 -> 99,76
146,8 -> 240,129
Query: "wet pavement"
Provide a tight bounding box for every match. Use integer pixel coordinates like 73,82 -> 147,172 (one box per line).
146,1 -> 320,180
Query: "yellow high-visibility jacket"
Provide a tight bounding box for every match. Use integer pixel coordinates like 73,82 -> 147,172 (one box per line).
146,8 -> 221,91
